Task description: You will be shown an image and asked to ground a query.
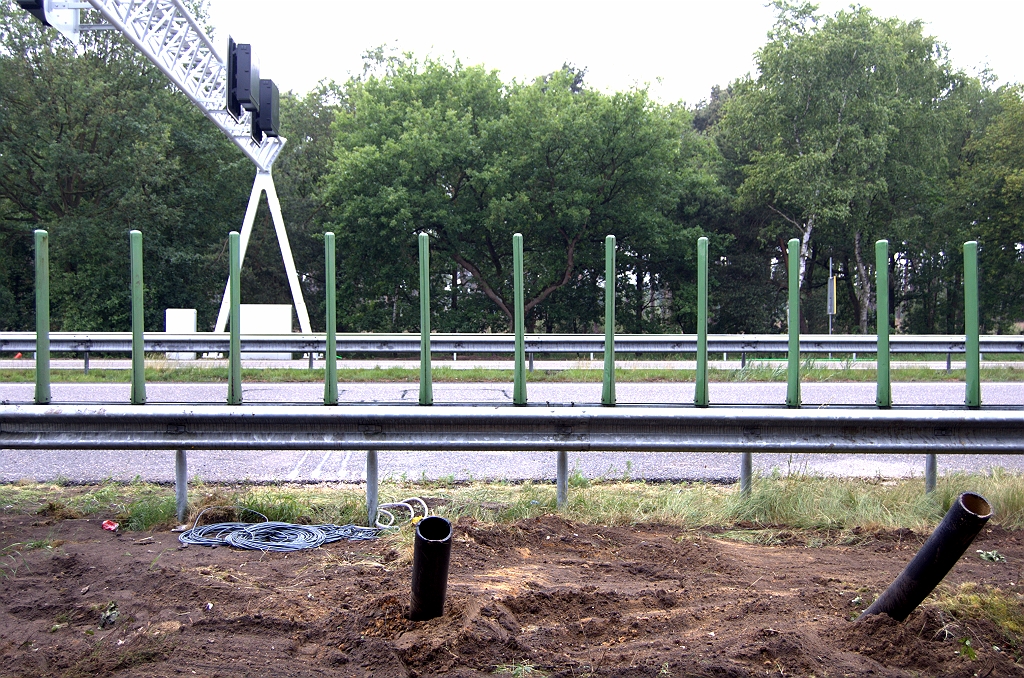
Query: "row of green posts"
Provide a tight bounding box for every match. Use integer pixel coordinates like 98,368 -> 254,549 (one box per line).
31,230 -> 983,410
29,229 -> 983,508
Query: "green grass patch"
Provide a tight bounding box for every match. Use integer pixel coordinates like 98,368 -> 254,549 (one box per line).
3,471 -> 1024,533
935,583 -> 1024,644
0,364 -> 1021,383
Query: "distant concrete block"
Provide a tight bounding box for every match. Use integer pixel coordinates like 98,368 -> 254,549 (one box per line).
165,308 -> 197,360
240,304 -> 292,360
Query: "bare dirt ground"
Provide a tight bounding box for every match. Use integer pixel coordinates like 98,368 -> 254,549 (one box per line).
1,511 -> 1023,677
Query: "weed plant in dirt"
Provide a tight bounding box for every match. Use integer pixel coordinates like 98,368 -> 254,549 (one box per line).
1,475 -> 1023,676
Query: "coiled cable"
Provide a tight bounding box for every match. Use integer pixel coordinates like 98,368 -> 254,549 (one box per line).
375,497 -> 429,529
178,500 -> 428,552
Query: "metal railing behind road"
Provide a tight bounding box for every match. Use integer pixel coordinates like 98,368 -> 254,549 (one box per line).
1,331 -> 1022,355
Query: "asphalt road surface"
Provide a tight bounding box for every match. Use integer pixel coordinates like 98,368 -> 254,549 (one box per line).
1,382 -> 1021,484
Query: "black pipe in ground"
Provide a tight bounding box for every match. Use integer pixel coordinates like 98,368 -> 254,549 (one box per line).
858,492 -> 991,622
410,516 -> 452,621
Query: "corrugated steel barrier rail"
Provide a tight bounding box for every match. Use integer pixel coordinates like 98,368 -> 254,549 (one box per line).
1,331 -> 1023,355
2,404 -> 1022,453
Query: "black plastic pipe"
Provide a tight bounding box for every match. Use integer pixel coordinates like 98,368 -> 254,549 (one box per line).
409,516 -> 452,621
858,492 -> 991,622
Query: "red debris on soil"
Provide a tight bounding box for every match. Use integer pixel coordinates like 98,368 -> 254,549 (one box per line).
1,513 -> 1022,677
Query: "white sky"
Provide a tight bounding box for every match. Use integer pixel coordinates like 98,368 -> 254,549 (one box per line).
206,0 -> 1022,106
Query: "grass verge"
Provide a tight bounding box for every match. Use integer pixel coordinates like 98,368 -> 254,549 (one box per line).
0,365 -> 1021,383
4,471 -> 1024,533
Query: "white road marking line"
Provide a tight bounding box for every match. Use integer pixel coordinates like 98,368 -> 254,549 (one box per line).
310,451 -> 333,480
337,450 -> 353,480
286,451 -> 311,480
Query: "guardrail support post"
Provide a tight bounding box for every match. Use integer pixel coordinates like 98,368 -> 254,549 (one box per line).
419,233 -> 433,405
787,238 -> 801,408
83,351 -> 89,375
964,241 -> 980,409
228,232 -> 242,405
34,229 -> 50,405
130,230 -> 147,405
740,451 -> 752,496
513,233 -> 527,406
876,240 -> 890,408
556,450 -> 568,508
925,454 -> 937,493
324,233 -> 338,405
603,235 -> 617,406
175,449 -> 188,523
366,449 -> 378,527
695,236 -> 709,407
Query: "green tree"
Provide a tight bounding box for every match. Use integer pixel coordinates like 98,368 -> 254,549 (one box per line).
954,86 -> 1024,333
327,55 -> 692,332
718,2 -> 969,332
0,0 -> 251,332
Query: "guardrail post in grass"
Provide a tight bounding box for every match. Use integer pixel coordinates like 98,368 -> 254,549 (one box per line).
925,453 -> 937,494
964,241 -> 980,409
175,449 -> 188,523
555,448 -> 569,507
227,231 -> 242,405
130,230 -> 147,405
876,240 -> 891,408
366,449 -> 378,527
740,449 -> 753,496
695,236 -> 709,408
419,233 -> 433,406
513,233 -> 527,406
34,229 -> 50,405
324,232 -> 338,405
603,235 -> 617,407
787,238 -> 801,408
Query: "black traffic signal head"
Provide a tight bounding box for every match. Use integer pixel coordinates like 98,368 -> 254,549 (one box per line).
17,0 -> 50,26
226,37 -> 260,120
249,79 -> 280,143
257,79 -> 280,137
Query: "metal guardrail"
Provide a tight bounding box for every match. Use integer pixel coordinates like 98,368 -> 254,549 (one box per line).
2,403 -> 1022,453
3,402 -> 1022,524
2,332 -> 1022,354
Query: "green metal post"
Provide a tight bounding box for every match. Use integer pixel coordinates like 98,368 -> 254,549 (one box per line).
695,236 -> 709,407
513,233 -> 527,406
419,233 -> 433,405
34,229 -> 50,405
875,240 -> 890,408
964,241 -> 980,409
602,235 -> 616,406
130,230 -> 147,405
324,232 -> 338,405
227,232 -> 242,405
786,238 -> 801,408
